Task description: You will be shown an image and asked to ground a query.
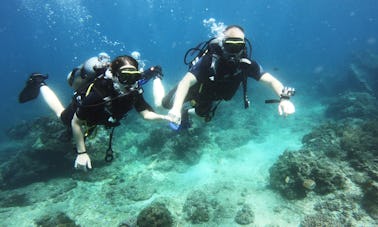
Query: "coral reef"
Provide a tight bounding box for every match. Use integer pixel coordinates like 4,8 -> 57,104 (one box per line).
35,212 -> 79,227
136,202 -> 173,227
270,119 -> 378,221
269,149 -> 346,199
300,213 -> 340,227
340,120 -> 378,181
234,204 -> 254,225
311,191 -> 367,225
271,50 -> 378,223
183,190 -> 211,224
137,126 -> 209,168
0,179 -> 77,212
325,92 -> 378,120
212,100 -> 263,150
361,181 -> 378,219
182,184 -> 238,224
0,192 -> 30,208
1,117 -> 73,189
1,117 -> 114,189
124,173 -> 157,201
134,97 -> 263,163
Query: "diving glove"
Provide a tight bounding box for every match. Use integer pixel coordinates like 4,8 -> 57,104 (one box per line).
142,65 -> 163,80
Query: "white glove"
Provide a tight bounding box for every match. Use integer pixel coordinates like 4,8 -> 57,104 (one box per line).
168,109 -> 182,125
74,153 -> 92,171
278,99 -> 295,116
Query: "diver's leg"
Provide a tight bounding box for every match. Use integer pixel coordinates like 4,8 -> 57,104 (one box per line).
177,100 -> 212,128
19,73 -> 65,118
40,85 -> 65,118
194,100 -> 213,122
162,85 -> 178,109
152,77 -> 165,108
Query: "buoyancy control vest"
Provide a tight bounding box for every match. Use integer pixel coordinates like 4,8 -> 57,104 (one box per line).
184,38 -> 253,109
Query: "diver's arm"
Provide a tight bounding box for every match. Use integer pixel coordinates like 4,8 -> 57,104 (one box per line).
259,72 -> 295,116
153,77 -> 165,108
71,114 -> 92,170
40,85 -> 65,118
259,72 -> 284,96
169,72 -> 197,119
139,65 -> 165,108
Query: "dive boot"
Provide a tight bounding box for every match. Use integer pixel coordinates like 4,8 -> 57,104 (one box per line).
19,73 -> 48,103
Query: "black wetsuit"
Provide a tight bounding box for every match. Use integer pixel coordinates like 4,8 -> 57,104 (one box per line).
61,77 -> 152,127
162,53 -> 264,118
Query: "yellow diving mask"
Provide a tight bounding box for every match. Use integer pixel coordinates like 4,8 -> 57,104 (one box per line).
116,66 -> 141,85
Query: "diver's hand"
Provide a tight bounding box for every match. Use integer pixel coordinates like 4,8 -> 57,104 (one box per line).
168,109 -> 182,125
160,114 -> 172,121
150,65 -> 163,79
278,99 -> 295,116
143,65 -> 163,80
74,153 -> 92,171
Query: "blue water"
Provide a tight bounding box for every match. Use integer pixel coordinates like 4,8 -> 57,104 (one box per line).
1,1 -> 378,225
1,0 -> 377,139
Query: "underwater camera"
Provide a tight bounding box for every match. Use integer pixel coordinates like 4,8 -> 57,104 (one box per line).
265,86 -> 296,104
280,87 -> 296,99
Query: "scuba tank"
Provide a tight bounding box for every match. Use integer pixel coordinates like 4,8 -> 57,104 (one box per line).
67,52 -> 111,91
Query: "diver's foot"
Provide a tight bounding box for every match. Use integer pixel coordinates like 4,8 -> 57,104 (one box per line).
29,73 -> 48,86
19,73 -> 48,103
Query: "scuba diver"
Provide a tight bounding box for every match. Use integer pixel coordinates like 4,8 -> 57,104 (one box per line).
162,25 -> 296,129
19,55 -> 170,171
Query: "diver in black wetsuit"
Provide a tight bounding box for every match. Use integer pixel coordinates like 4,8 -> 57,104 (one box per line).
162,25 -> 296,129
19,55 -> 170,171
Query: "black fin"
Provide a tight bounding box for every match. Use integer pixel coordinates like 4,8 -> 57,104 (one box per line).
18,73 -> 48,103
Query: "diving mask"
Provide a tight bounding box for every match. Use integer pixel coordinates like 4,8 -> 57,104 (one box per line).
116,66 -> 141,85
222,37 -> 246,55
